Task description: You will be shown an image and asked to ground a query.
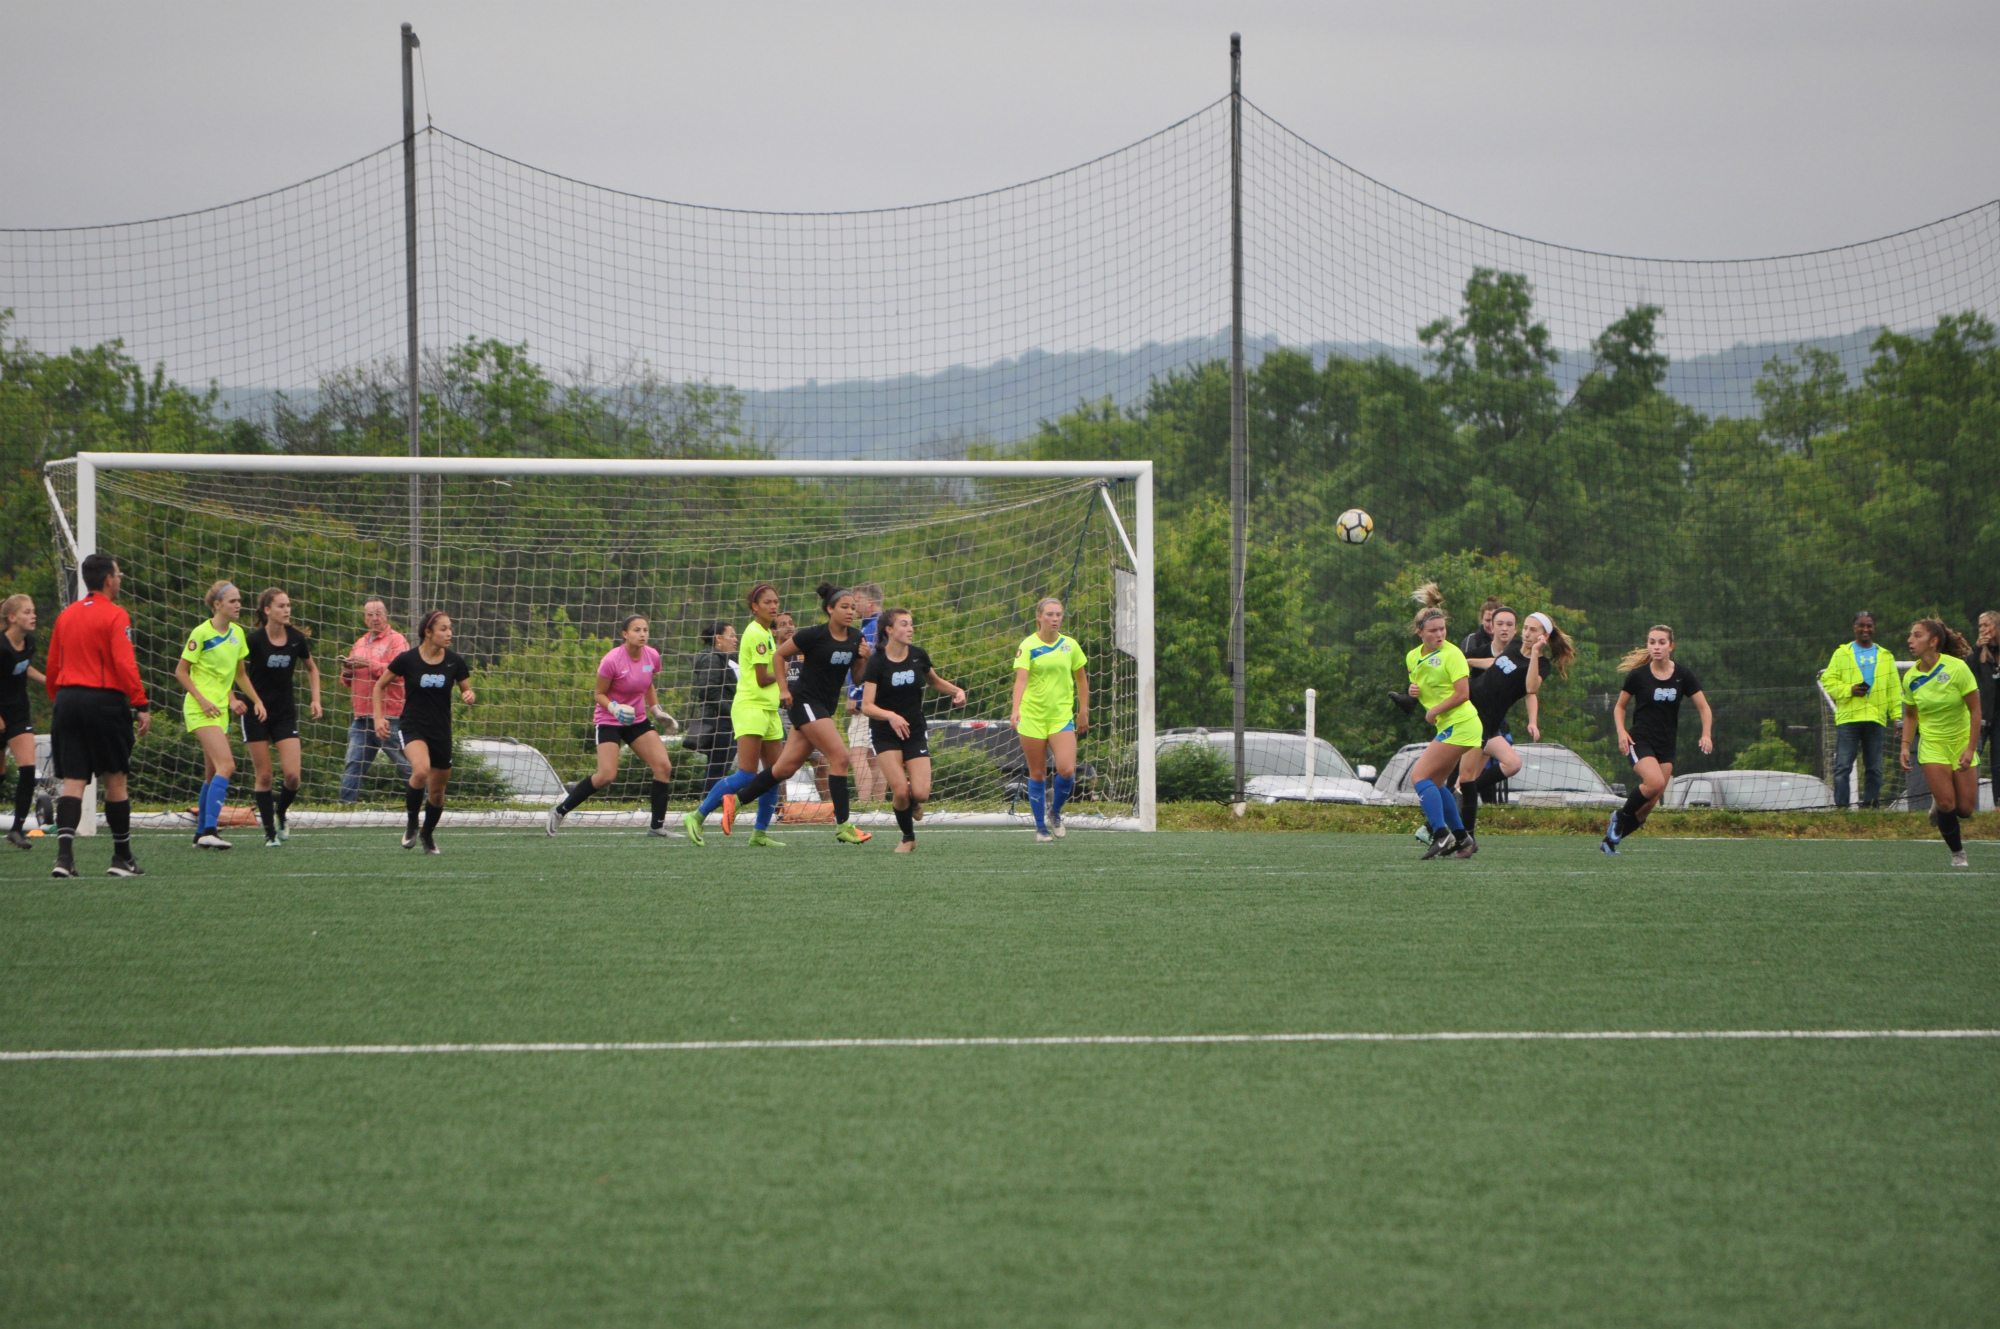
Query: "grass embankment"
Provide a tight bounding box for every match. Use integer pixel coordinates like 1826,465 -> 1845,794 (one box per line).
1159,801 -> 1997,839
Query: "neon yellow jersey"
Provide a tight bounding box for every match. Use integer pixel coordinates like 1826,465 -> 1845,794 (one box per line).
181,619 -> 248,707
1906,653 -> 1977,763
735,620 -> 780,710
1407,641 -> 1478,733
1013,632 -> 1086,725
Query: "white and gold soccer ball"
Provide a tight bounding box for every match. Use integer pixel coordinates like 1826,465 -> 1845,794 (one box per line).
1335,508 -> 1374,546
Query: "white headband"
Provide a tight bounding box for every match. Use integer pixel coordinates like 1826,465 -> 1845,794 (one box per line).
1528,612 -> 1554,634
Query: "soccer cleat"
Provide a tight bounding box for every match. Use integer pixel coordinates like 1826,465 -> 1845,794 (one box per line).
1453,834 -> 1479,859
835,822 -> 871,845
1387,689 -> 1421,717
546,805 -> 565,837
746,830 -> 785,848
1420,830 -> 1456,860
1412,824 -> 1433,847
51,853 -> 77,879
720,793 -> 739,836
6,828 -> 32,850
682,811 -> 706,847
402,828 -> 420,850
1600,836 -> 1619,855
1049,814 -> 1066,839
264,834 -> 282,848
421,832 -> 440,856
1604,812 -> 1623,846
647,824 -> 676,838
106,855 -> 145,878
1036,831 -> 1054,844
1951,850 -> 1970,868
276,814 -> 290,843
894,839 -> 916,854
194,833 -> 233,850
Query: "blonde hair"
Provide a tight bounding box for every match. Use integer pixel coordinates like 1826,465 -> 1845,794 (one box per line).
1979,610 -> 1999,666
204,580 -> 238,609
1408,582 -> 1446,635
1617,624 -> 1675,672
0,594 -> 31,629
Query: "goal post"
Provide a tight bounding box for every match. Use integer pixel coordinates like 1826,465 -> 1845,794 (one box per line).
46,452 -> 1156,832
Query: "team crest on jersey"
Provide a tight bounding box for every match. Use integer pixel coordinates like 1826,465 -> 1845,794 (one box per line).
1652,687 -> 1678,701
422,673 -> 447,688
892,668 -> 917,687
1424,653 -> 1440,668
756,642 -> 771,656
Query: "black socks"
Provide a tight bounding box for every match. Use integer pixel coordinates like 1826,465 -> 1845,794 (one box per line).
736,770 -> 781,805
1458,785 -> 1479,838
55,794 -> 81,854
1940,810 -> 1963,852
894,802 -> 915,841
405,784 -> 425,833
12,767 -> 34,830
650,780 -> 671,829
422,800 -> 443,835
277,782 -> 299,821
105,799 -> 132,857
559,776 -> 597,815
255,790 -> 276,835
831,774 -> 850,825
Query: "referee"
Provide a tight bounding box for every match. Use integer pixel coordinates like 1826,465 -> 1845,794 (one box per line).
43,554 -> 152,878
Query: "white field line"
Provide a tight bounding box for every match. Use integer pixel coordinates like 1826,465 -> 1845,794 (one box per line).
4,1029 -> 1997,1063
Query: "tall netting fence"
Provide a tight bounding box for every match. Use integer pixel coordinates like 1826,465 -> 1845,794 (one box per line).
42,462 -> 1139,822
9,91 -> 1999,816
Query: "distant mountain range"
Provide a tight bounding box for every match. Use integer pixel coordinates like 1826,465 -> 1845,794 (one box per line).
216,328 -> 1888,460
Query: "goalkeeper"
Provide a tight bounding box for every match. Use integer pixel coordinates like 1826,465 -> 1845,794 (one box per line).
548,615 -> 676,837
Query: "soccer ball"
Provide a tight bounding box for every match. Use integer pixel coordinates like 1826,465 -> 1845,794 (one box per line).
1336,508 -> 1374,545
607,701 -> 638,725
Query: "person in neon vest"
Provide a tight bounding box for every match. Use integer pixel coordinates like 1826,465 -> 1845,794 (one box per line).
1820,611 -> 1904,809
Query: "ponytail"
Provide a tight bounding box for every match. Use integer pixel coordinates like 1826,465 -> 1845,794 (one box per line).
1617,624 -> 1675,673
417,609 -> 449,645
1408,582 -> 1446,635
1913,618 -> 1970,659
815,581 -> 853,617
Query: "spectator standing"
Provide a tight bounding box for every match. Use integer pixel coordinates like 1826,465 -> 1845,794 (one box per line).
1820,611 -> 1904,809
1974,611 -> 2000,808
845,581 -> 886,805
689,620 -> 739,795
337,598 -> 412,802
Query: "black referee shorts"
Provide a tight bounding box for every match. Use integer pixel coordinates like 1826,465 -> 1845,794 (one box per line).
51,686 -> 135,780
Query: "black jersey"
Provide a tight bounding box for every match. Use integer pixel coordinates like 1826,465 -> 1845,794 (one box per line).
864,644 -> 934,727
244,628 -> 311,716
789,623 -> 865,714
1472,645 -> 1549,721
386,648 -> 470,734
1461,628 -> 1494,676
1622,662 -> 1702,750
0,633 -> 34,708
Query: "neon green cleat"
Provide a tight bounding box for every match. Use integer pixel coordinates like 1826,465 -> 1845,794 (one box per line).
746,830 -> 786,847
682,811 -> 706,847
834,822 -> 871,845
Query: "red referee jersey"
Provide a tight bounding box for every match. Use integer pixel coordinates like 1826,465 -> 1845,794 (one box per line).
45,593 -> 150,709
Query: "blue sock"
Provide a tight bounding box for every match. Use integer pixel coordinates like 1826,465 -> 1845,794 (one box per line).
1414,778 -> 1446,833
697,767 -> 758,819
1439,780 -> 1465,832
755,787 -> 777,831
202,774 -> 229,832
1028,779 -> 1047,832
1051,774 -> 1074,816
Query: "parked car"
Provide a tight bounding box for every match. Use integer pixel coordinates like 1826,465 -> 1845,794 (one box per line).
1368,741 -> 1623,809
460,737 -> 566,804
1155,728 -> 1376,804
1660,770 -> 1832,811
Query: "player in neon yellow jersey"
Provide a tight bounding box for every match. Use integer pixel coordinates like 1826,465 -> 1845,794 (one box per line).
1900,616 -> 1982,868
174,579 -> 266,850
685,582 -> 788,847
1402,583 -> 1484,861
1009,596 -> 1089,842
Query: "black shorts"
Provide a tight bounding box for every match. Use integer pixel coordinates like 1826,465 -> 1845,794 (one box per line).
1473,708 -> 1513,747
1629,738 -> 1676,767
788,700 -> 840,730
400,723 -> 453,770
595,719 -> 655,747
50,687 -> 135,780
242,709 -> 300,744
0,699 -> 31,739
869,720 -> 929,762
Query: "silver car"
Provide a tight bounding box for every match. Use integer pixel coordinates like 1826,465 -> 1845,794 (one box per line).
1660,770 -> 1832,811
1155,728 -> 1377,804
1368,741 -> 1624,808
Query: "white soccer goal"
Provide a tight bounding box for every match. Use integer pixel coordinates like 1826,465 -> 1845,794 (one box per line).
45,453 -> 1155,832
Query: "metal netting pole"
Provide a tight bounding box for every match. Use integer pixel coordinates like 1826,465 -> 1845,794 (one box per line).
1228,33 -> 1247,810
402,22 -> 423,626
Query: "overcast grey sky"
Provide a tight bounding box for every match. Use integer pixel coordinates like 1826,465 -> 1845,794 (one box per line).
4,1 -> 1996,258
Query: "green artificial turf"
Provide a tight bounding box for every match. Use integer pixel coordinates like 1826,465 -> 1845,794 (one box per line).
2,828 -> 1996,1326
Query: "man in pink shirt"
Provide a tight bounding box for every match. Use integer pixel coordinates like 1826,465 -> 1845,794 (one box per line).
338,598 -> 412,802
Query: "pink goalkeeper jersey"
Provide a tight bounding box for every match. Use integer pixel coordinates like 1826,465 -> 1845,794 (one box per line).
595,644 -> 660,726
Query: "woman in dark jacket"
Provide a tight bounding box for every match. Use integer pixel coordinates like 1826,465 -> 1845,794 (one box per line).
690,620 -> 739,793
1975,612 -> 1999,807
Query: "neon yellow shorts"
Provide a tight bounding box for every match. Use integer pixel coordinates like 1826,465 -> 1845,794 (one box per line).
1918,731 -> 1978,769
1017,710 -> 1075,742
183,700 -> 230,734
730,700 -> 783,743
1433,715 -> 1484,749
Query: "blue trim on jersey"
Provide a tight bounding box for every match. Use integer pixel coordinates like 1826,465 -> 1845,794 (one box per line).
1027,640 -> 1068,661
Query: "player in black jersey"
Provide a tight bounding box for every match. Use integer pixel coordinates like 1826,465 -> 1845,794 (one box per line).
724,582 -> 875,845
860,607 -> 967,852
373,610 -> 475,855
1,595 -> 48,849
1454,607 -> 1575,855
1604,625 -> 1712,854
243,588 -> 323,847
